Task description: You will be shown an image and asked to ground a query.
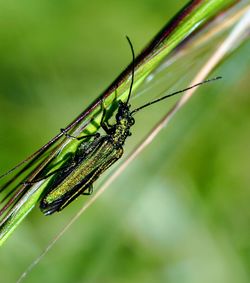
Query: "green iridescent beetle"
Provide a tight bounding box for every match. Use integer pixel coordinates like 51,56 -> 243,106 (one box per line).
0,37 -> 221,216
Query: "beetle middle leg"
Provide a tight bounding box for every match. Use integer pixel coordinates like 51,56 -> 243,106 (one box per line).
60,128 -> 100,141
100,99 -> 113,134
22,161 -> 75,186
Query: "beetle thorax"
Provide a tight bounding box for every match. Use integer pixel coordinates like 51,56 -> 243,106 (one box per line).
111,102 -> 135,147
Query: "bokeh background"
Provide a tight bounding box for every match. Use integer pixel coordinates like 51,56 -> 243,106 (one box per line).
0,1 -> 249,283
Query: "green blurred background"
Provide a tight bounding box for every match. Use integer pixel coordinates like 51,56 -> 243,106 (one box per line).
0,1 -> 249,282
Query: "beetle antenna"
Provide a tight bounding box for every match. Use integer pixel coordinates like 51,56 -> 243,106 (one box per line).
131,76 -> 222,115
125,36 -> 135,105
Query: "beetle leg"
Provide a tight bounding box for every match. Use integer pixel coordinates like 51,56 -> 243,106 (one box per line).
100,100 -> 112,134
82,184 -> 93,195
23,161 -> 76,186
60,128 -> 99,141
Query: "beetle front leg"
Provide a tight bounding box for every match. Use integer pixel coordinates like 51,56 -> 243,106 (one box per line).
100,100 -> 112,134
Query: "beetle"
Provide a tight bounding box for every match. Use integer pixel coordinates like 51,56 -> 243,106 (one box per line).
0,37 -> 221,216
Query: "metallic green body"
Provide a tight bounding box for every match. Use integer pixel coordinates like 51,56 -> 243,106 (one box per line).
40,101 -> 134,215
41,136 -> 123,214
